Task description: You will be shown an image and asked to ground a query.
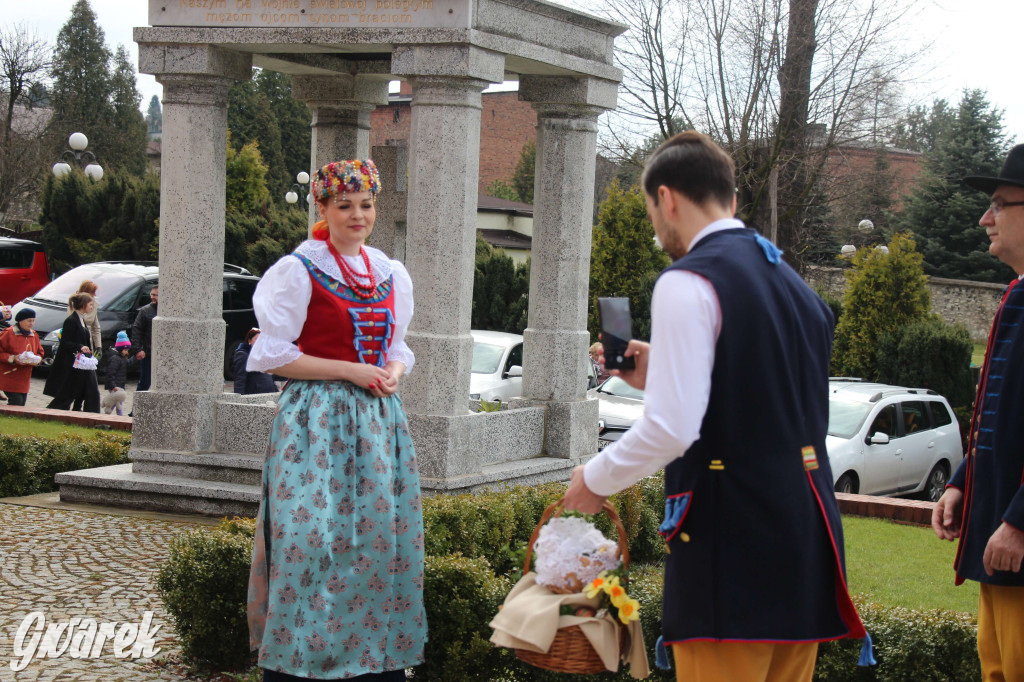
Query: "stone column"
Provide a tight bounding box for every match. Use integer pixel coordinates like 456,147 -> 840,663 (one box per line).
292,75 -> 390,228
519,76 -> 618,457
392,45 -> 504,417
135,44 -> 252,453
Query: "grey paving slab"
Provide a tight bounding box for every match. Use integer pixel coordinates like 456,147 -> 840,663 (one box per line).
0,502 -> 216,681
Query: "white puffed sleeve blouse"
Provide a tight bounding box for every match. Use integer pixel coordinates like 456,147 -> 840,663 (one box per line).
246,240 -> 415,374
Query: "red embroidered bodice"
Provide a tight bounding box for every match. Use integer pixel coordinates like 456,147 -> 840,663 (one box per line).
292,253 -> 395,367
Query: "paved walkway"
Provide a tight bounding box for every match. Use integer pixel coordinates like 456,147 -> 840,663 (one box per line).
0,495 -> 220,681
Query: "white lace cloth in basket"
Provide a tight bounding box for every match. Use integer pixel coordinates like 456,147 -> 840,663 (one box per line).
533,517 -> 620,592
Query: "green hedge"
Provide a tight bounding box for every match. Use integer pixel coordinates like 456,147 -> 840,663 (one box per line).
155,517 -> 256,670
876,317 -> 975,410
156,482 -> 981,680
0,432 -> 131,497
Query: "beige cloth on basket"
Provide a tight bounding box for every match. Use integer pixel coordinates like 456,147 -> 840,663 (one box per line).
489,572 -> 650,679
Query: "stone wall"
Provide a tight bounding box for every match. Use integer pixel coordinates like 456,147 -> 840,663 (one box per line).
805,266 -> 1004,342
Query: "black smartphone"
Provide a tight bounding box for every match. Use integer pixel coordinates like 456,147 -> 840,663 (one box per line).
598,297 -> 635,371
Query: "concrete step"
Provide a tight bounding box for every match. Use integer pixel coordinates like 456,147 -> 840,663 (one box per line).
56,464 -> 260,518
131,449 -> 264,486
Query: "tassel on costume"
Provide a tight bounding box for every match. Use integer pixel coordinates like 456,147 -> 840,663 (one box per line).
654,635 -> 672,670
858,632 -> 876,666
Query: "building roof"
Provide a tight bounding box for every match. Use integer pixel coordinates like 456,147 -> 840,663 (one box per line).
478,194 -> 534,217
479,229 -> 532,250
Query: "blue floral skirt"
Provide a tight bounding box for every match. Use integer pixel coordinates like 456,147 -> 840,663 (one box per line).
247,380 -> 427,679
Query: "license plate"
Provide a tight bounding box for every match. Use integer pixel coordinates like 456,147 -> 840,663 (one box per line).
598,439 -> 612,451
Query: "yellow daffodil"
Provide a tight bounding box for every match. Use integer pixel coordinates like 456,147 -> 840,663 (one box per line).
617,598 -> 641,624
607,581 -> 628,608
584,572 -> 609,599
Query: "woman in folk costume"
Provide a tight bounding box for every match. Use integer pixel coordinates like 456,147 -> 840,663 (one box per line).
246,159 -> 425,682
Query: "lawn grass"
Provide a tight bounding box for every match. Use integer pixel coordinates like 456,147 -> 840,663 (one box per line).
972,342 -> 986,367
843,515 -> 978,614
0,414 -> 115,440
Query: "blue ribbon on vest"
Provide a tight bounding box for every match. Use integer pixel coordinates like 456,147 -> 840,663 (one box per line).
754,232 -> 783,264
859,632 -> 876,666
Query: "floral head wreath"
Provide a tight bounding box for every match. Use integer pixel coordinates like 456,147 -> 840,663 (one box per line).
311,159 -> 381,240
312,159 -> 381,201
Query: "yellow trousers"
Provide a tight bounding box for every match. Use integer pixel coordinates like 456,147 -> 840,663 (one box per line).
671,638 -> 815,675
672,640 -> 818,682
979,583 -> 1024,682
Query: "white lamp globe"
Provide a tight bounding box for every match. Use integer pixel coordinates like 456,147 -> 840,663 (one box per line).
840,244 -> 856,258
875,245 -> 889,254
296,171 -> 309,184
285,191 -> 298,204
84,164 -> 103,181
307,193 -> 313,205
68,132 -> 88,151
857,219 -> 874,234
52,162 -> 72,178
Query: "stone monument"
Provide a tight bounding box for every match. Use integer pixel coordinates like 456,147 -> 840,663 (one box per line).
57,0 -> 625,515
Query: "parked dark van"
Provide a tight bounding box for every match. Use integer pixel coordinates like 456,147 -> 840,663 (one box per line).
10,261 -> 259,379
0,237 -> 51,306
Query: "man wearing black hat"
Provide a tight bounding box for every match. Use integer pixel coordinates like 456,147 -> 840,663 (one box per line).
934,143 -> 1024,679
0,308 -> 44,406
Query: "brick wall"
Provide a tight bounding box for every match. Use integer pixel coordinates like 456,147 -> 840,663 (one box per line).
369,91 -> 537,194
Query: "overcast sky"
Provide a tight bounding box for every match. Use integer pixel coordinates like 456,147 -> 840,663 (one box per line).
5,0 -> 1021,144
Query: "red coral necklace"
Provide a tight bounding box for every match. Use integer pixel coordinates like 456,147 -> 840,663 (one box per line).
326,241 -> 377,299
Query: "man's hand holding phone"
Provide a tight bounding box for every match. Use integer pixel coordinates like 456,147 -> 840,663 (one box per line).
601,340 -> 649,391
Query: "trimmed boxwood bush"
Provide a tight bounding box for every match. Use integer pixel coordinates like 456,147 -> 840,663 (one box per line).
156,517 -> 256,670
156,482 -> 982,680
877,317 -> 975,409
0,432 -> 130,497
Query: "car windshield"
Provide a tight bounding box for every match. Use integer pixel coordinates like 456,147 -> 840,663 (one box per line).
597,376 -> 644,400
472,342 -> 505,374
828,398 -> 873,439
28,266 -> 142,309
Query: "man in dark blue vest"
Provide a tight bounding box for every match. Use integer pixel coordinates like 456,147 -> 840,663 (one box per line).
934,144 -> 1024,680
565,131 -> 867,681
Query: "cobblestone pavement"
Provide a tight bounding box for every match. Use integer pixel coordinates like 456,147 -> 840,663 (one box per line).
0,502 -> 214,682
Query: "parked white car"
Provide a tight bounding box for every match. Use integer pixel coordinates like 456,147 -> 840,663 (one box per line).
590,376 -> 645,450
470,330 -> 524,402
827,380 -> 963,501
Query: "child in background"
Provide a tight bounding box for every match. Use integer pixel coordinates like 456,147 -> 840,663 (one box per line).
101,331 -> 135,416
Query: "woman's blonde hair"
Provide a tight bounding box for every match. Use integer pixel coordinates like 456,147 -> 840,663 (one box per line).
69,292 -> 94,311
589,342 -> 603,355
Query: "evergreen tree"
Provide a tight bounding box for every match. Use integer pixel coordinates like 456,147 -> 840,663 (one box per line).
49,0 -> 112,159
890,100 -> 955,153
588,181 -> 670,341
145,94 -> 162,135
225,135 -> 270,215
472,246 -> 530,334
831,233 -> 932,380
893,90 -> 1012,283
254,70 -> 311,195
228,78 -> 287,201
484,180 -> 519,201
512,140 -> 535,205
107,45 -> 148,176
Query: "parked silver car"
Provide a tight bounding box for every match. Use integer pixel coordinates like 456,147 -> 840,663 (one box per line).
827,380 -> 963,501
591,376 -> 645,450
469,330 -> 524,402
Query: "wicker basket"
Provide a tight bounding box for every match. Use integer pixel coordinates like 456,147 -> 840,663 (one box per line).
515,498 -> 630,674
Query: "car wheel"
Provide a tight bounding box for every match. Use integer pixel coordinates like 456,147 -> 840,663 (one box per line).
922,463 -> 949,503
835,473 -> 857,495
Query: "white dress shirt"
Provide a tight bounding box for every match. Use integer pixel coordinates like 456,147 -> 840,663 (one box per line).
583,218 -> 745,496
247,240 -> 415,374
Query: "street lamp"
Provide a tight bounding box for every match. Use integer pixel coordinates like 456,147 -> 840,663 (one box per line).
52,133 -> 103,181
841,219 -> 875,259
285,171 -> 311,209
